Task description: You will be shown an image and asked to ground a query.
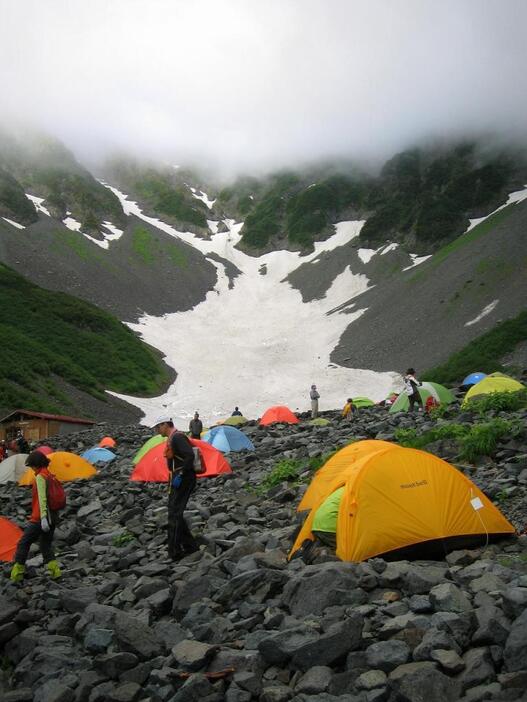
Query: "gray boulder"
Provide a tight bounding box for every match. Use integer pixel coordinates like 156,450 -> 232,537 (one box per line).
365,640 -> 410,672
388,661 -> 460,702
504,608 -> 527,672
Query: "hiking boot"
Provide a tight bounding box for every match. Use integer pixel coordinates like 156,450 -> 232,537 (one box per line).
46,560 -> 62,579
10,563 -> 25,583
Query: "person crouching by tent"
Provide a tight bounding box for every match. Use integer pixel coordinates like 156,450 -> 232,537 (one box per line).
404,368 -> 423,412
10,451 -> 62,583
154,416 -> 199,561
342,398 -> 357,420
310,384 -> 320,419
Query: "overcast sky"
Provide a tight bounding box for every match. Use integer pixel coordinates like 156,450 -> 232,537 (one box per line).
1,0 -> 526,173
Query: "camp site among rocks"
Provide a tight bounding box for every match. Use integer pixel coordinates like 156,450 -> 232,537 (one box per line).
1,393 -> 527,702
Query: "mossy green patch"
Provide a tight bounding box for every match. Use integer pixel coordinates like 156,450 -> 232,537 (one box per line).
131,226 -> 187,267
0,262 -> 170,414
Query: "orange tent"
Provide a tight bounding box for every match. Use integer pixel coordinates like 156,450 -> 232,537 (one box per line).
0,517 -> 23,562
99,436 -> 116,448
18,452 -> 96,485
130,437 -> 232,481
259,405 -> 299,426
290,440 -> 515,562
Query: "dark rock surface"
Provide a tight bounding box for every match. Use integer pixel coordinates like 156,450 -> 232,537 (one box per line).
1,404 -> 527,701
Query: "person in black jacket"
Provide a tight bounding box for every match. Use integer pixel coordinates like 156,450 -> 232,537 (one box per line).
154,415 -> 199,561
188,412 -> 203,439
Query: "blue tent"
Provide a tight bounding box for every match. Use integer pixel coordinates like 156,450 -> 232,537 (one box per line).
81,447 -> 117,464
202,425 -> 254,454
462,372 -> 487,387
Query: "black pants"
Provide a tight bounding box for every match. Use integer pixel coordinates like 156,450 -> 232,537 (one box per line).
408,392 -> 423,412
167,472 -> 198,558
14,519 -> 56,565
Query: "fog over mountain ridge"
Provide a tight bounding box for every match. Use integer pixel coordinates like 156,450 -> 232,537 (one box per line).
1,0 -> 526,175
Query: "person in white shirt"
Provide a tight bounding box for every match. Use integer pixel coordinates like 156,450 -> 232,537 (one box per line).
403,368 -> 423,412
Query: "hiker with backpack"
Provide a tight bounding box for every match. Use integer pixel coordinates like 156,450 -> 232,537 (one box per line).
10,450 -> 64,583
403,368 -> 424,412
154,415 -> 200,561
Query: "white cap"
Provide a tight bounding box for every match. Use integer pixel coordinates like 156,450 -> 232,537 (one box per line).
152,415 -> 172,428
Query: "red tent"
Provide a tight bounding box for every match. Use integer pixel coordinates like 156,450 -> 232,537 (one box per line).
130,437 -> 232,482
36,445 -> 53,455
0,517 -> 23,562
259,405 -> 299,426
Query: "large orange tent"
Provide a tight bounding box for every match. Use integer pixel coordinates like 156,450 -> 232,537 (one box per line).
0,517 -> 23,561
290,440 -> 515,562
18,452 -> 96,485
130,437 -> 232,481
259,405 -> 299,426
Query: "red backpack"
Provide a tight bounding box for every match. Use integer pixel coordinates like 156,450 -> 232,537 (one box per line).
46,474 -> 66,511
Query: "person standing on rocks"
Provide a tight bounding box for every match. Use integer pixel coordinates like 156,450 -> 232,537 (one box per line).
10,450 -> 62,583
231,406 -> 242,416
154,416 -> 199,561
188,412 -> 203,439
403,368 -> 423,412
342,398 -> 357,419
310,384 -> 320,419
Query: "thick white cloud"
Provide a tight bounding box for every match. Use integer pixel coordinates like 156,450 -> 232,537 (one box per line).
1,0 -> 526,171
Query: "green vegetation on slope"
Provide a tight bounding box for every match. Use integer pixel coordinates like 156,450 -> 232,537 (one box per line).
0,263 -> 170,415
0,131 -> 125,233
423,310 -> 527,384
395,418 -> 523,462
239,142 -> 525,253
132,226 -> 188,267
359,143 -> 518,250
0,168 -> 38,225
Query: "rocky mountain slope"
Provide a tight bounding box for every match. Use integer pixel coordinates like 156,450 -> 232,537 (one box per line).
1,131 -> 526,419
1,400 -> 527,701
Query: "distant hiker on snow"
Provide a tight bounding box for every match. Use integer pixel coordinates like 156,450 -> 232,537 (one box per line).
188,412 -> 203,439
10,451 -> 62,583
155,416 -> 199,561
404,368 -> 423,412
231,407 -> 242,416
310,384 -> 320,419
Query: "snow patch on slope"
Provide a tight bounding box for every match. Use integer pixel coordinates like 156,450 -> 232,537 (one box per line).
103,183 -> 397,425
189,186 -> 216,209
2,217 -> 25,229
465,300 -> 499,327
358,248 -> 377,264
26,194 -> 50,216
402,253 -> 432,271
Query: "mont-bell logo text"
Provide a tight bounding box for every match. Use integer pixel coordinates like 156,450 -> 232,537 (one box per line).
400,480 -> 428,489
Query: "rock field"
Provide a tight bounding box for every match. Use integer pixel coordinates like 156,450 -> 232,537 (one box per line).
1,402 -> 527,702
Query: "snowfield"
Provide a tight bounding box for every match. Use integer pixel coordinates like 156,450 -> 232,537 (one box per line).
104,184 -> 399,426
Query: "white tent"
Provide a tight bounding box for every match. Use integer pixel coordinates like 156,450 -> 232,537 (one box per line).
0,454 -> 29,483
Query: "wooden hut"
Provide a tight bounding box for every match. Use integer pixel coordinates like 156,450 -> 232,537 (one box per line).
0,409 -> 95,443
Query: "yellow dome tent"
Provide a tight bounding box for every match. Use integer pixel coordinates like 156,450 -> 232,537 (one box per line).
18,451 -> 96,485
290,440 -> 515,562
463,373 -> 525,406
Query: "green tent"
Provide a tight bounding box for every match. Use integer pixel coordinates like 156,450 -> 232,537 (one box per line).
352,397 -> 375,408
132,434 -> 165,465
389,381 -> 454,413
223,415 -> 248,426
